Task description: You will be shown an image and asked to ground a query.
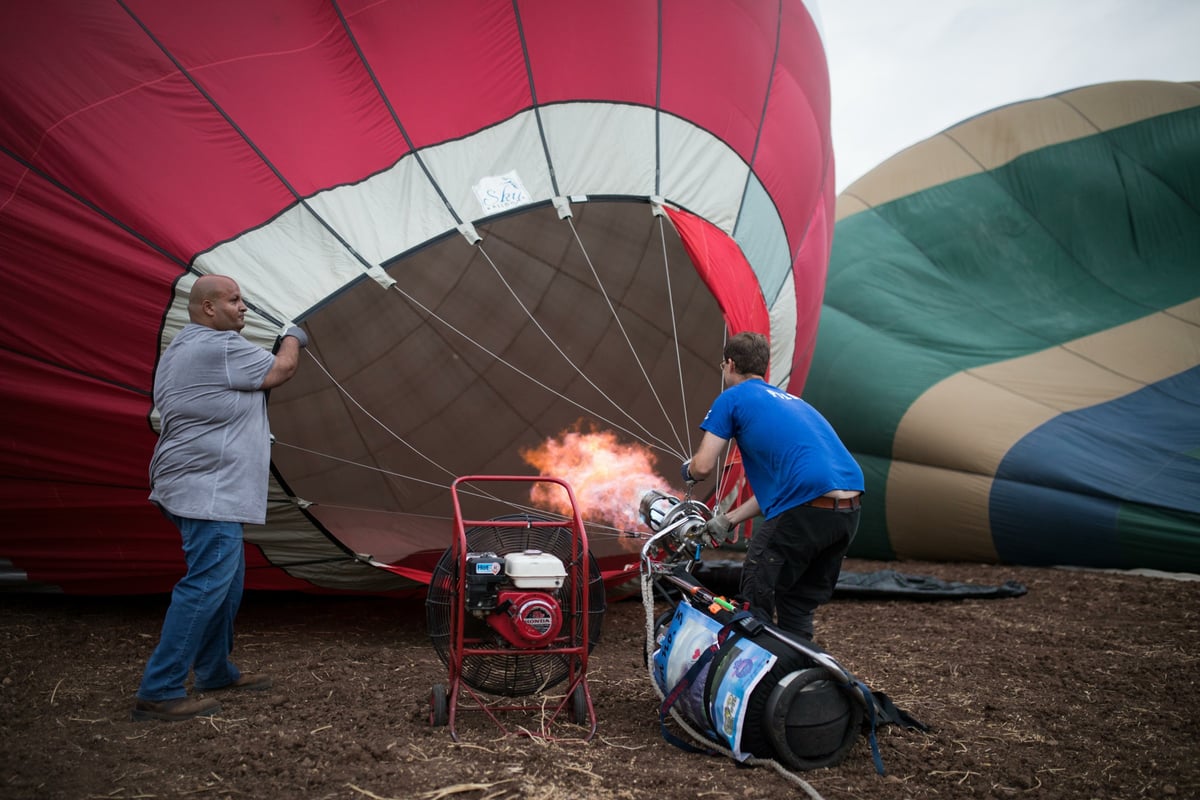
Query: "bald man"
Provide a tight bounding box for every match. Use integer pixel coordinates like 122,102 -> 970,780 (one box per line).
133,275 -> 306,722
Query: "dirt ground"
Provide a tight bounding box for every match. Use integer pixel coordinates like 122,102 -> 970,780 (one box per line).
2,557 -> 1197,800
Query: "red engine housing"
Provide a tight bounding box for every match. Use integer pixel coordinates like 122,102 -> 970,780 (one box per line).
485,590 -> 563,648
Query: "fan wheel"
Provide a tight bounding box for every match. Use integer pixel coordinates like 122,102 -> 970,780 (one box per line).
426,514 -> 606,697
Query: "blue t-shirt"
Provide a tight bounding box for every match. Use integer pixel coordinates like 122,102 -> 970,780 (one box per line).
700,379 -> 864,519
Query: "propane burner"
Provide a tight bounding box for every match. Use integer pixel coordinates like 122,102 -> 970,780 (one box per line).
638,489 -> 712,564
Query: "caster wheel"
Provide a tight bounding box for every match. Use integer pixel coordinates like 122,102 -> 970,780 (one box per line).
430,683 -> 449,727
569,684 -> 589,725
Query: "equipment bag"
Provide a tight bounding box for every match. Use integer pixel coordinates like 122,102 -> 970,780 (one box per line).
652,600 -> 863,769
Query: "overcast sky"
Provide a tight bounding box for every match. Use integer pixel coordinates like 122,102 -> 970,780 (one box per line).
816,0 -> 1200,192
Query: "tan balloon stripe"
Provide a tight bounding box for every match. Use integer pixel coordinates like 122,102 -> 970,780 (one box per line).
836,81 -> 1200,221
887,298 -> 1200,560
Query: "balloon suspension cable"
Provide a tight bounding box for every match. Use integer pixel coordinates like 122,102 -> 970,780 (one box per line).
273,439 -> 454,494
243,281 -> 679,527
563,213 -> 689,459
272,438 -> 636,544
473,239 -> 683,460
263,204 -> 719,533
300,351 -> 467,485
653,212 -> 694,459
291,351 -> 520,513
712,328 -> 740,511
374,278 -> 682,463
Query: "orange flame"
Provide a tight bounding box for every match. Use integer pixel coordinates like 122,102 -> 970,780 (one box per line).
520,422 -> 673,534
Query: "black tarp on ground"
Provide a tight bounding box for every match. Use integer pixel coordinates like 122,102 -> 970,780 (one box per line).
833,569 -> 1027,599
692,560 -> 1027,601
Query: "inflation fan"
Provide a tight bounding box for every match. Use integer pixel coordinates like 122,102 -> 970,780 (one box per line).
425,476 -> 606,740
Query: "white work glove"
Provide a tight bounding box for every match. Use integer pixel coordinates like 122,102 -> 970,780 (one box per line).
680,459 -> 697,487
283,325 -> 308,348
702,513 -> 735,547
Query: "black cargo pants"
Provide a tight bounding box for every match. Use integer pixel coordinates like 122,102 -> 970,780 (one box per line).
740,502 -> 860,640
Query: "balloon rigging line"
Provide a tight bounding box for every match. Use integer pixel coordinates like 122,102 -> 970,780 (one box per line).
711,328 -> 741,510
472,239 -> 682,459
223,261 -> 678,536
563,213 -> 689,458
118,0 -> 382,287
832,182 -> 1128,393
1164,305 -> 1200,333
295,499 -> 450,524
732,0 -> 785,235
655,212 -> 695,459
958,341 -> 1200,423
328,0 -> 462,226
297,352 -> 502,500
375,276 -> 684,461
270,208 -> 729,540
1056,340 -> 1200,408
293,353 -> 550,514
0,145 -> 291,337
511,1 -> 561,199
0,146 -> 164,272
275,258 -> 695,536
310,498 -> 639,544
275,438 -> 642,543
275,439 -> 552,524
4,151 -> 321,345
128,0 -> 697,469
274,440 -> 453,493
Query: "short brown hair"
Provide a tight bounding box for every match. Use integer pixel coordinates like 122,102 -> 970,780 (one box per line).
724,331 -> 769,376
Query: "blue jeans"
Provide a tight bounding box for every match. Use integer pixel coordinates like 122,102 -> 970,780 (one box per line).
137,512 -> 245,701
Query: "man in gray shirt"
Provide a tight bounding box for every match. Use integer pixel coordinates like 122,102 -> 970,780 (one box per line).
132,274 -> 306,722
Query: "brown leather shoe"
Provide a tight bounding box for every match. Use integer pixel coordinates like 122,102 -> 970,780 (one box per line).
131,695 -> 221,722
205,673 -> 272,692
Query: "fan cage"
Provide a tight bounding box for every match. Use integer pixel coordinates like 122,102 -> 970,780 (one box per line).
426,513 -> 606,697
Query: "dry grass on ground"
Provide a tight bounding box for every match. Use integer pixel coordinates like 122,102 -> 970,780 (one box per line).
1,558 -> 1197,799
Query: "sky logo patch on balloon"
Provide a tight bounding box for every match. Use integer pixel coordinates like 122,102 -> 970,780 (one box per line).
473,170 -> 531,215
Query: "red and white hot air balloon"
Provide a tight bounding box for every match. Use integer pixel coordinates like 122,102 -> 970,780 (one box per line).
0,0 -> 835,595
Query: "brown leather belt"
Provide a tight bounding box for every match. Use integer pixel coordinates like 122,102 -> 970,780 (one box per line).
804,494 -> 862,511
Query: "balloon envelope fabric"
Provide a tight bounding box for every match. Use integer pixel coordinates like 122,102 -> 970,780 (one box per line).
0,1 -> 834,593
811,80 -> 1200,572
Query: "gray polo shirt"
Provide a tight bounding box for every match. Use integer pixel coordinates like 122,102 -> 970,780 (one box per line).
148,324 -> 276,524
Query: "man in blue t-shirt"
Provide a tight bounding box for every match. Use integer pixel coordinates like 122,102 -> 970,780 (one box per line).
682,332 -> 864,641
